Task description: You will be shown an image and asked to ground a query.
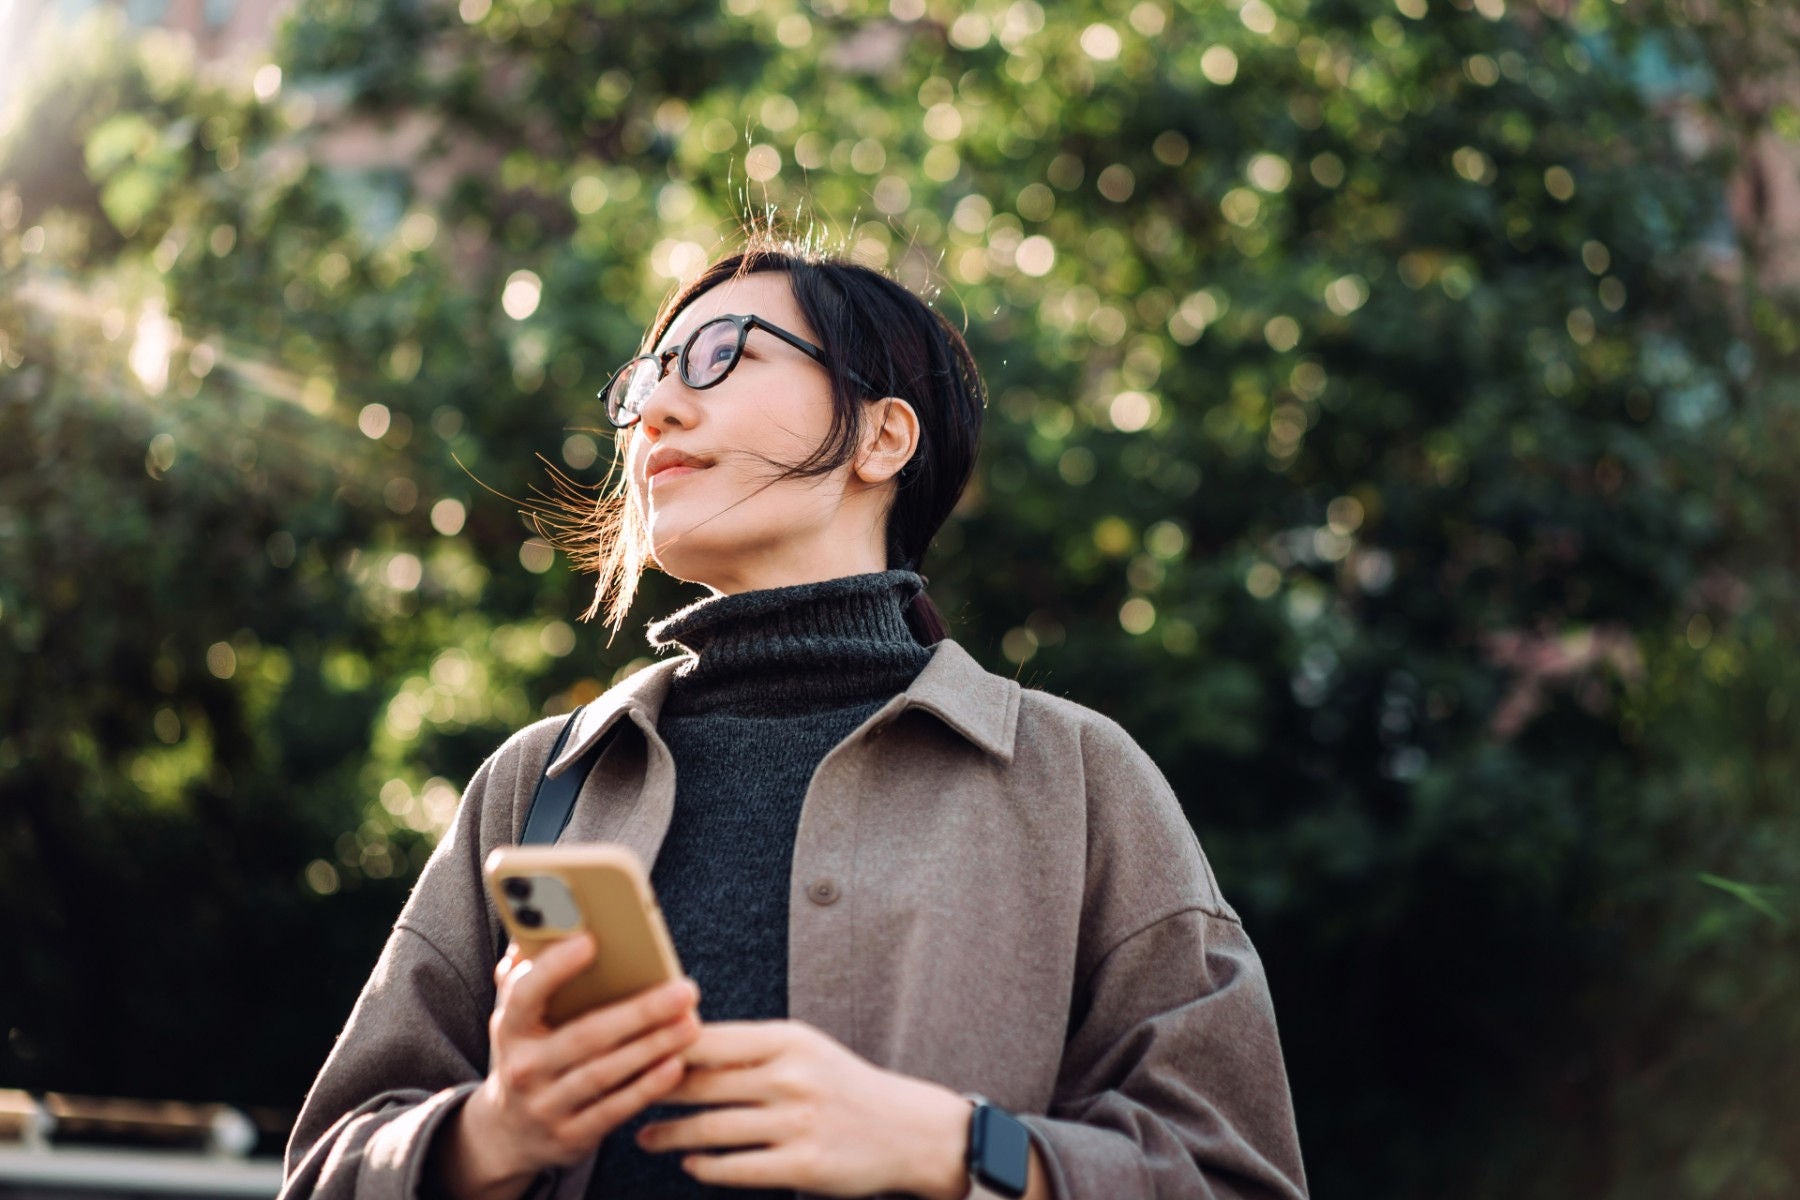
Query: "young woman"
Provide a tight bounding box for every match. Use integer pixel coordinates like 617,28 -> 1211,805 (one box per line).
280,243 -> 1307,1200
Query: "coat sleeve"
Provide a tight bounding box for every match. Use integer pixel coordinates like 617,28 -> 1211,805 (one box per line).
1018,715 -> 1308,1200
279,727 -> 555,1200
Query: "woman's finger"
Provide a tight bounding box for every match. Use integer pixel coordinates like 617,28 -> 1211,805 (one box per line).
657,1062 -> 780,1108
678,1145 -> 803,1190
678,1021 -> 796,1070
541,977 -> 699,1073
535,1011 -> 700,1118
637,1103 -> 791,1154
558,1054 -> 687,1147
496,933 -> 596,1036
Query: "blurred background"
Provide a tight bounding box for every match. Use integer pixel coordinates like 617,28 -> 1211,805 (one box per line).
2,0 -> 1798,1195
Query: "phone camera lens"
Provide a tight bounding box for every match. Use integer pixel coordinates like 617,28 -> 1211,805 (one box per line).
503,877 -> 532,901
516,907 -> 543,928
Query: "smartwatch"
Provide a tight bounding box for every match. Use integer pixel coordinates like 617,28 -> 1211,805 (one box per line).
963,1096 -> 1031,1199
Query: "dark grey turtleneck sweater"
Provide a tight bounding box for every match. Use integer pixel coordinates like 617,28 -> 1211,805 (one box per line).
590,571 -> 934,1200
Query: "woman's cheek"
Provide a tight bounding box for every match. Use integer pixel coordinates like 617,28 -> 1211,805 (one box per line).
625,440 -> 652,504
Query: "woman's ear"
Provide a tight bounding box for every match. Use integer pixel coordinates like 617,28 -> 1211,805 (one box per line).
854,397 -> 921,485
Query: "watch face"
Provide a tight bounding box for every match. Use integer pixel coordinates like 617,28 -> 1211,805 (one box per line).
972,1105 -> 1032,1198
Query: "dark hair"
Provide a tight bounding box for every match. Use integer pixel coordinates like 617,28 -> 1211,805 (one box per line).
544,238 -> 986,643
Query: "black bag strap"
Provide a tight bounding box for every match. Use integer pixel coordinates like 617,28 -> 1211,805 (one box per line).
496,706 -> 613,962
518,705 -> 610,846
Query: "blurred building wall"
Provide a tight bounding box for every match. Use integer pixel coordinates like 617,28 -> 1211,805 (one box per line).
3,0 -> 295,66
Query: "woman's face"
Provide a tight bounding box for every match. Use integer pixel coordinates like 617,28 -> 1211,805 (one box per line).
623,271 -> 895,594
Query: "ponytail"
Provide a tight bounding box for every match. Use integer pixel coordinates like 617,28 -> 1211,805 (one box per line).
904,586 -> 949,646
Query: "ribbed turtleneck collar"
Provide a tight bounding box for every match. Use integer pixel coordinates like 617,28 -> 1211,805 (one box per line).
646,570 -> 934,718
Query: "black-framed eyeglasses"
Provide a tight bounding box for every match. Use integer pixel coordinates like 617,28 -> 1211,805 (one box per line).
599,313 -> 868,429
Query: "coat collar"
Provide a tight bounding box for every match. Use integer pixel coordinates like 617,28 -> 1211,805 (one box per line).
547,637 -> 1019,775
893,639 -> 1020,763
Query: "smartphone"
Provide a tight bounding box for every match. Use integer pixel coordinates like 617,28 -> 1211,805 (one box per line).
483,844 -> 684,1026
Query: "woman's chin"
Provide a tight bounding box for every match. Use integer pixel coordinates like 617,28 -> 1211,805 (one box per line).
647,532 -> 730,587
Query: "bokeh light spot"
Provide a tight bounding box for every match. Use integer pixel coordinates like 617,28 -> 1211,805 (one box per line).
306,860 -> 341,896
776,13 -> 812,47
1153,131 -> 1190,166
1002,627 -> 1039,664
358,404 -> 392,440
386,553 -> 423,592
502,270 -> 542,320
1239,0 -> 1276,33
1146,520 -> 1187,559
745,143 -> 782,181
850,138 -> 886,174
1201,45 -> 1239,85
1324,274 -> 1369,316
949,12 -> 991,48
1017,182 -> 1055,221
923,103 -> 963,141
1221,188 -> 1262,226
562,434 -> 598,469
252,64 -> 282,102
1059,447 -> 1097,484
206,642 -> 238,679
541,621 -> 577,657
1109,391 -> 1159,432
953,194 -> 993,233
1119,598 -> 1157,635
1080,24 -> 1122,61
1097,164 -> 1136,202
430,499 -> 467,536
923,145 -> 961,181
1016,235 -> 1056,277
1129,2 -> 1167,36
1247,153 -> 1292,192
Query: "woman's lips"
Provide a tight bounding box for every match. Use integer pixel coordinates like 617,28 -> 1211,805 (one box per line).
648,464 -> 705,484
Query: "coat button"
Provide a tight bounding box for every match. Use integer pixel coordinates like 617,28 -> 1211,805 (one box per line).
807,878 -> 841,906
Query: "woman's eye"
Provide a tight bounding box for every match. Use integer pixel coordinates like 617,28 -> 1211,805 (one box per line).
708,342 -> 735,366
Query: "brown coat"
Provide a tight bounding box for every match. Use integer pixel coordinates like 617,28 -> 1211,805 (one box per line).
281,639 -> 1308,1200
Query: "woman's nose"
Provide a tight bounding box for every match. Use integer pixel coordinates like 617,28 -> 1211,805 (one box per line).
633,366 -> 701,432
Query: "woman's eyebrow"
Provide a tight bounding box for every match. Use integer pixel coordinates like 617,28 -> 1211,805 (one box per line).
653,312 -> 726,355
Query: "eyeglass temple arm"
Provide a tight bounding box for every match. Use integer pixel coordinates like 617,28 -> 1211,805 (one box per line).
746,316 -> 829,364
747,317 -> 880,395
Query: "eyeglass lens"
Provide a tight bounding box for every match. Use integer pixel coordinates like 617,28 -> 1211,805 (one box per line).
609,317 -> 747,425
613,359 -> 659,423
681,318 -> 742,387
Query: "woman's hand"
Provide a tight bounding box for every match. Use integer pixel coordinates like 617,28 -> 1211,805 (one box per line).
634,1020 -> 977,1200
429,934 -> 702,1200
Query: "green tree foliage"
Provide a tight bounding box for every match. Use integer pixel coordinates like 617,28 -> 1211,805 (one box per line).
2,0 -> 1796,1192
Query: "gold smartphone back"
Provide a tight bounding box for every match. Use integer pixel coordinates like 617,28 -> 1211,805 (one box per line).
483,844 -> 683,1026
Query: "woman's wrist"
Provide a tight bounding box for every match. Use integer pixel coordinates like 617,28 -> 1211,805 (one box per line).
427,1087 -> 539,1200
899,1084 -> 1053,1200
890,1076 -> 974,1200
